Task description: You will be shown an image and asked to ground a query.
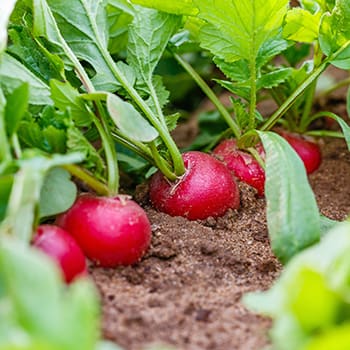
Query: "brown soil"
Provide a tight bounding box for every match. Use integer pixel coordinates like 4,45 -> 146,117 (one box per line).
91,136 -> 350,350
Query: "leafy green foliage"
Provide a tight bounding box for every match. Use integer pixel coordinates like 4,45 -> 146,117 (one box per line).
259,131 -> 321,263
107,93 -> 159,142
0,235 -> 123,350
39,167 -> 77,218
283,8 -> 321,43
319,0 -> 350,69
0,53 -> 52,105
244,221 -> 350,350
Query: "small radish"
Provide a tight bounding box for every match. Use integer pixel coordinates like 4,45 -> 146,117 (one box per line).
32,225 -> 87,283
212,139 -> 265,196
278,130 -> 322,174
56,195 -> 151,268
149,151 -> 240,220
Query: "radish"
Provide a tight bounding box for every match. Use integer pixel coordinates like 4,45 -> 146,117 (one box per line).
149,151 -> 240,220
278,130 -> 322,174
56,194 -> 151,267
212,139 -> 265,196
32,225 -> 87,283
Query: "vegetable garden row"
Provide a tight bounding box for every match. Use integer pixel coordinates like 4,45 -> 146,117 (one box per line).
1,0 -> 350,349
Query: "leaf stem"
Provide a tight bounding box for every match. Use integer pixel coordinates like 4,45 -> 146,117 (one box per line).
248,55 -> 257,130
261,40 -> 350,131
102,52 -> 185,177
62,164 -> 109,196
111,130 -> 155,165
89,107 -> 119,196
172,51 -> 241,139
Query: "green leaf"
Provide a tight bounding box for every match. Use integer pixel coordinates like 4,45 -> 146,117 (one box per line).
0,152 -> 83,242
107,93 -> 158,142
107,0 -> 134,54
300,0 -> 335,13
66,125 -> 105,175
283,8 -> 321,43
127,6 -> 181,83
0,54 -> 52,105
39,167 -> 77,218
333,115 -> 350,151
213,58 -> 250,82
319,0 -> 350,69
0,175 -> 13,222
258,131 -> 321,264
5,83 -> 29,136
8,23 -> 65,83
0,237 -> 64,342
33,0 -> 118,92
61,279 -> 100,350
257,68 -> 293,90
130,0 -> 197,16
0,0 -> 17,54
244,221 -> 350,350
50,80 -> 91,127
195,0 -> 289,63
0,235 -> 100,350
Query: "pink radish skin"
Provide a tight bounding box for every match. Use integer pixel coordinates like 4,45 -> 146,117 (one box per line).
213,139 -> 265,196
33,225 -> 87,283
149,151 -> 240,220
278,131 -> 322,174
56,195 -> 151,268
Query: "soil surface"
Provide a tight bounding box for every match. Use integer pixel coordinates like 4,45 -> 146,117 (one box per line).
91,136 -> 350,350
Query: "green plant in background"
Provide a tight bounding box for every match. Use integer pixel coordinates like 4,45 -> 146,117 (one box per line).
244,221 -> 350,350
131,0 -> 350,262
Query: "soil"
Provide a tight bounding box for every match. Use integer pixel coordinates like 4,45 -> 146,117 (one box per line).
91,134 -> 350,350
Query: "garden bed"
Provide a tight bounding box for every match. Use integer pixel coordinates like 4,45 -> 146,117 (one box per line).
92,136 -> 350,350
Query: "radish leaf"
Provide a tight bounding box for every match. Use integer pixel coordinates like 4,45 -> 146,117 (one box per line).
0,53 -> 52,105
259,131 -> 321,264
283,8 -> 321,43
107,93 -> 158,142
319,0 -> 350,69
39,167 -> 77,218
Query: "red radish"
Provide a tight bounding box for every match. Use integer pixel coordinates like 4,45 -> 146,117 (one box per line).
278,130 -> 322,174
149,151 -> 240,220
32,225 -> 87,283
56,195 -> 151,267
213,139 -> 265,196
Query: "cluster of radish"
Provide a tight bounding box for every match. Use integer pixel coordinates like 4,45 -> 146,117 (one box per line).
33,129 -> 321,283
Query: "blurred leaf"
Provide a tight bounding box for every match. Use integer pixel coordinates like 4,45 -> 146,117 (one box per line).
5,83 -> 29,136
259,131 -> 321,263
319,0 -> 350,69
39,167 -> 77,218
283,8 -> 321,43
257,68 -> 293,90
0,175 -> 13,221
244,221 -> 350,350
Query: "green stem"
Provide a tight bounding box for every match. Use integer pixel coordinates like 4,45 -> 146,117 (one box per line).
299,43 -> 323,132
247,147 -> 265,170
90,107 -> 119,195
63,164 -> 109,196
111,130 -> 155,165
248,55 -> 257,130
54,30 -> 119,195
11,133 -> 22,159
150,142 -> 178,181
305,130 -> 344,138
172,51 -> 241,139
261,40 -> 350,132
